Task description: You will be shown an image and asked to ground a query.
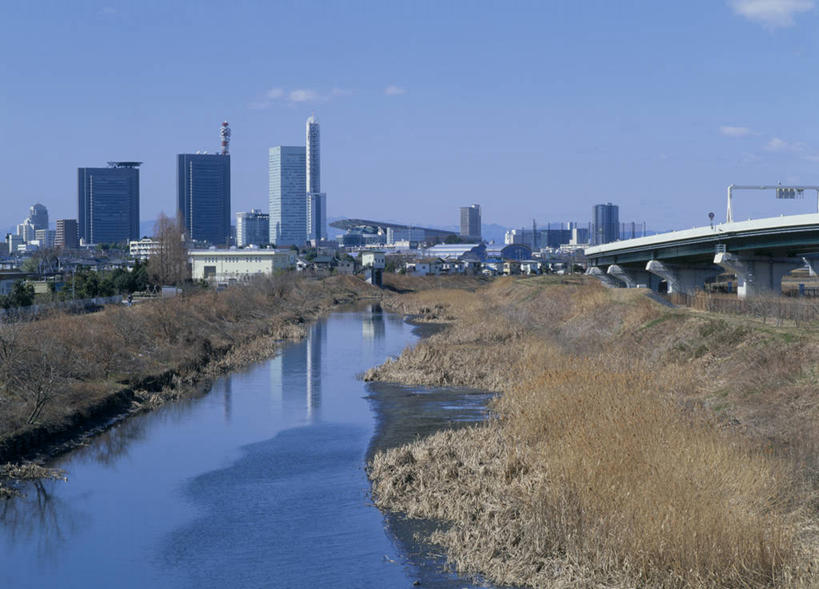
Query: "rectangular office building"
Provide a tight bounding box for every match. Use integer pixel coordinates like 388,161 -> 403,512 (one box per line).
177,153 -> 231,246
269,146 -> 306,247
56,219 -> 79,249
236,209 -> 270,247
592,203 -> 620,245
460,204 -> 481,240
78,162 -> 140,245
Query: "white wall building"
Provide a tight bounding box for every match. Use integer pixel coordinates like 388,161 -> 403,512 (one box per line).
129,238 -> 161,260
361,251 -> 385,269
190,248 -> 296,282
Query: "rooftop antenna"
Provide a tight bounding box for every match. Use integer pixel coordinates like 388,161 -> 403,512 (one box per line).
220,121 -> 231,155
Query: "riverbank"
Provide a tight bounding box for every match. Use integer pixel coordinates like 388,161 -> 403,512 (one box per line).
0,274 -> 381,494
368,276 -> 819,588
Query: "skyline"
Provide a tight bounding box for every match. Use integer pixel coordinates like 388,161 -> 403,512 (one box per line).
5,2 -> 819,231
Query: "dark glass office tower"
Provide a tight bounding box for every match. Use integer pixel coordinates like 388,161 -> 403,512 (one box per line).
592,202 -> 620,245
78,162 -> 141,245
177,153 -> 231,246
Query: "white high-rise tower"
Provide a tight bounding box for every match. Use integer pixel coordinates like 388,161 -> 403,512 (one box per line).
306,115 -> 327,242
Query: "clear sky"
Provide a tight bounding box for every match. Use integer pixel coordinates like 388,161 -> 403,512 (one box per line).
3,0 -> 819,232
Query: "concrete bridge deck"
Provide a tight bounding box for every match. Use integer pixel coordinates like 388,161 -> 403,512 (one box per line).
585,213 -> 819,297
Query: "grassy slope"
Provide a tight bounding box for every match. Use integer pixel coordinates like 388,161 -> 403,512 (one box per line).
368,276 -> 818,588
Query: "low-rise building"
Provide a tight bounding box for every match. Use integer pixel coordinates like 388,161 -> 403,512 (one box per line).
405,257 -> 444,276
361,251 -> 385,269
520,260 -> 542,275
129,237 -> 161,260
6,234 -> 23,255
335,259 -> 356,275
189,248 -> 296,283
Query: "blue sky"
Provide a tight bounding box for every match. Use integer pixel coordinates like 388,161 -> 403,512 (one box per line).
3,0 -> 819,231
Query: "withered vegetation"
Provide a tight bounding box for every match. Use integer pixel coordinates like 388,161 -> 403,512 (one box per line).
368,276 -> 819,588
0,274 -> 379,464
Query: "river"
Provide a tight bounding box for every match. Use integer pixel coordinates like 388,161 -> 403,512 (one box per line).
0,307 -> 495,588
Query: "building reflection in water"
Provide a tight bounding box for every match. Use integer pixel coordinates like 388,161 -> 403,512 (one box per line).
269,320 -> 324,419
305,320 -> 323,417
222,375 -> 232,423
362,304 -> 386,342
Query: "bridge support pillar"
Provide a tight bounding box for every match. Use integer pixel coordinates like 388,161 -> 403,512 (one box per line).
645,260 -> 721,294
802,254 -> 819,277
607,264 -> 656,289
586,266 -> 622,288
714,253 -> 801,298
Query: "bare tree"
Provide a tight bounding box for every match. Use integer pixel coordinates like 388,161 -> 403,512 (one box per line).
147,212 -> 190,287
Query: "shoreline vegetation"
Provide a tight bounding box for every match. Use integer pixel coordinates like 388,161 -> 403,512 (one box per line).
368,276 -> 819,588
0,274 -> 383,497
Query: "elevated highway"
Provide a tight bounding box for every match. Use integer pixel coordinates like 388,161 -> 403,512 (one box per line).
585,213 -> 819,297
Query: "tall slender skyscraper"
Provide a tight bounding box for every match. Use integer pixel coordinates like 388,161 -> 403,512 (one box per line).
269,146 -> 306,247
592,203 -> 619,245
177,153 -> 231,246
460,204 -> 482,241
306,116 -> 327,242
78,162 -> 141,244
306,115 -> 320,194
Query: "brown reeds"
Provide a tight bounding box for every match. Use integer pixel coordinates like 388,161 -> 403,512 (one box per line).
370,276 -> 818,587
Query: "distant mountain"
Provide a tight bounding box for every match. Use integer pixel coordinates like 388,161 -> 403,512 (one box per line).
139,219 -> 156,238
481,223 -> 509,244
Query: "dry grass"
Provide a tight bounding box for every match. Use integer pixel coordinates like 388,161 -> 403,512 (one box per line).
0,274 -> 379,444
370,276 -> 819,587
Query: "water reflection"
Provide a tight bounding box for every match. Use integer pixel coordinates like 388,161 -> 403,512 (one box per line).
67,412 -> 150,467
269,321 -> 325,419
362,304 -> 386,342
222,376 -> 232,422
0,479 -> 84,561
306,320 -> 323,416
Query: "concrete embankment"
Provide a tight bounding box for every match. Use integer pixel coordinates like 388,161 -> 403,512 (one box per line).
368,276 -> 819,588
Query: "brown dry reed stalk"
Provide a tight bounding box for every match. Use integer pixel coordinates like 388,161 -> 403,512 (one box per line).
371,276 -> 818,588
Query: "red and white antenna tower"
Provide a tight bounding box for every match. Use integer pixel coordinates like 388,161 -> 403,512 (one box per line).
220,121 -> 231,155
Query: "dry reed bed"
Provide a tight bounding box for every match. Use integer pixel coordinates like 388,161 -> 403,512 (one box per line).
370,276 -> 818,587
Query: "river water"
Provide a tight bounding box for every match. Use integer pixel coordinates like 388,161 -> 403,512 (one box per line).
0,307 -> 495,588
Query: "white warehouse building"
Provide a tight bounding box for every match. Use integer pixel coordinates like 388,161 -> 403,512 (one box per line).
190,248 -> 297,283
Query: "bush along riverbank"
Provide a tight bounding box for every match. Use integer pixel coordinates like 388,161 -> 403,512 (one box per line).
367,276 -> 819,588
0,274 -> 381,495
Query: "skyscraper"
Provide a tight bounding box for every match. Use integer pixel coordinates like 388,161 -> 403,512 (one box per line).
16,219 -> 35,242
269,146 -> 306,247
460,204 -> 481,241
56,219 -> 79,249
592,203 -> 620,245
28,204 -> 48,231
236,209 -> 270,247
177,153 -> 231,246
306,116 -> 327,242
306,116 -> 320,195
78,162 -> 140,244
307,192 -> 327,243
